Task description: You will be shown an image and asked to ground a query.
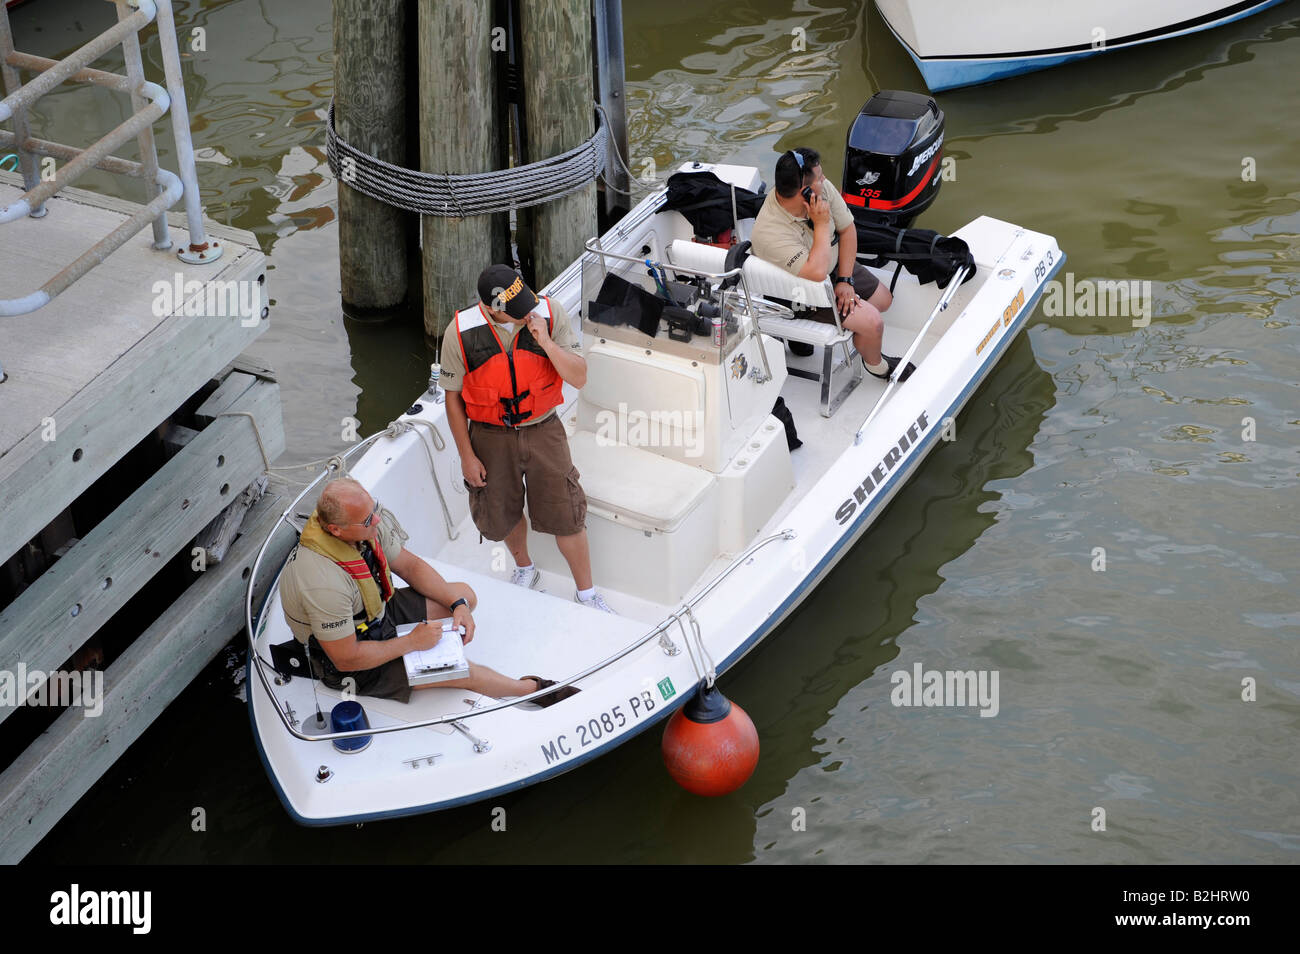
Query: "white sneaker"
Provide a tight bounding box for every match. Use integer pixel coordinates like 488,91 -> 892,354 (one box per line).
574,590 -> 617,614
510,566 -> 541,589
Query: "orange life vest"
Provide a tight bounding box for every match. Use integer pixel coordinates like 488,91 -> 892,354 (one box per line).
454,297 -> 564,426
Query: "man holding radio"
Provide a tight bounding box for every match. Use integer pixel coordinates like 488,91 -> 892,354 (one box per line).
750,147 -> 913,382
441,265 -> 616,614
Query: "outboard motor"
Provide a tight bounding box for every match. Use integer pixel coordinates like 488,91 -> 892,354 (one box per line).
842,90 -> 944,229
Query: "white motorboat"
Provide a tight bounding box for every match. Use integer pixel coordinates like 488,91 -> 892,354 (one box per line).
876,0 -> 1289,90
245,92 -> 1065,825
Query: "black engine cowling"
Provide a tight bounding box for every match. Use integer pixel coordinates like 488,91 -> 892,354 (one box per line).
842,90 -> 944,229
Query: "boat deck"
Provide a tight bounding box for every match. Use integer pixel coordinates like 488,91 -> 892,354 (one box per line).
289,553 -> 652,724
430,266 -> 971,622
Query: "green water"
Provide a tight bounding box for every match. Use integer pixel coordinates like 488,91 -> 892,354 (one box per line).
14,0 -> 1299,863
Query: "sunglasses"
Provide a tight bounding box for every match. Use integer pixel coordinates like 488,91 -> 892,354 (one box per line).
788,149 -> 804,171
347,499 -> 381,528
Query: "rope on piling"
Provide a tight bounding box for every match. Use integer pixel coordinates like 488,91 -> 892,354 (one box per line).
326,99 -> 610,216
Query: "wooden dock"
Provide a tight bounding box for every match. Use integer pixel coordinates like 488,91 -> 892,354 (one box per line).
0,170 -> 294,861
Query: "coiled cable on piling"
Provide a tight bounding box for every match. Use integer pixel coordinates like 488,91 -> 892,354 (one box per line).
325,99 -> 609,216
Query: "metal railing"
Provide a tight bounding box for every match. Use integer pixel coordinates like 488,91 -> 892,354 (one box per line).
856,264 -> 972,440
0,0 -> 221,327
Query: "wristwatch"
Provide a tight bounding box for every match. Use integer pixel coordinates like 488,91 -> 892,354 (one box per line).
834,275 -> 855,287
449,597 -> 468,613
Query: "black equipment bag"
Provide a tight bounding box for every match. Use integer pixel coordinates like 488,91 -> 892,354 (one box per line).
771,396 -> 802,451
856,223 -> 976,288
663,171 -> 765,239
268,608 -> 396,681
269,638 -> 311,678
588,272 -> 664,337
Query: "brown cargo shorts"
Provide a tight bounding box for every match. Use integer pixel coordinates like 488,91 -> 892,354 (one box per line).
307,587 -> 430,704
465,413 -> 587,540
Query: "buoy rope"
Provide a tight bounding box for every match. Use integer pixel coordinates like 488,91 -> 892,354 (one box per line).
685,607 -> 716,687
326,99 -> 609,217
674,612 -> 705,684
673,608 -> 716,689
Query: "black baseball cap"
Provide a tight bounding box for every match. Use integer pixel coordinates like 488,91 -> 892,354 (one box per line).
477,264 -> 539,320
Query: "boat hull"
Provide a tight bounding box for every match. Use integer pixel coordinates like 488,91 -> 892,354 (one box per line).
247,167 -> 1064,825
875,0 -> 1289,90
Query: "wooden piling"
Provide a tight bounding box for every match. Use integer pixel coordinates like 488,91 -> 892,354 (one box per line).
419,0 -> 508,339
334,0 -> 410,322
519,0 -> 597,288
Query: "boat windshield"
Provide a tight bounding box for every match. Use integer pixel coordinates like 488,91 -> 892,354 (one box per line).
578,246 -> 739,359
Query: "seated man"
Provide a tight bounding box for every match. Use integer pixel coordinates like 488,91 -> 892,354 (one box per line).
749,147 -> 913,382
279,477 -> 575,706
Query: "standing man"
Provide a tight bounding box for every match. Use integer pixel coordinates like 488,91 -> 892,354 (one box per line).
750,147 -> 914,382
440,265 -> 615,613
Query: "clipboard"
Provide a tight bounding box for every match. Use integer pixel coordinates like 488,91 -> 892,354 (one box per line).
399,618 -> 469,686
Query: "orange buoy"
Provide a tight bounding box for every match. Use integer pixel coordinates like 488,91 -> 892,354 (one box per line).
662,681 -> 759,796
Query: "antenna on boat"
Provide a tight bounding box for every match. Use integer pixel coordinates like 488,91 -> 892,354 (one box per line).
302,641 -> 330,737
729,183 -> 739,243
427,326 -> 444,403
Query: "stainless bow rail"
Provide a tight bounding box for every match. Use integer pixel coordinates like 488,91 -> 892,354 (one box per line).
0,0 -> 221,327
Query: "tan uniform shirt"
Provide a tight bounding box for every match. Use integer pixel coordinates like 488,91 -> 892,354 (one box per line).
749,178 -> 854,276
439,297 -> 580,426
279,507 -> 410,644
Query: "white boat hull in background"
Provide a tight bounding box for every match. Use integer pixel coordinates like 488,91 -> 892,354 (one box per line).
875,0 -> 1289,90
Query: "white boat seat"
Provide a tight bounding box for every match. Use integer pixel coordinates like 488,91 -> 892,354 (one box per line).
667,238 -> 728,278
739,253 -> 863,416
669,239 -> 833,310
576,340 -> 719,470
737,252 -> 835,309
668,238 -> 861,417
757,315 -> 847,346
569,429 -> 714,533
